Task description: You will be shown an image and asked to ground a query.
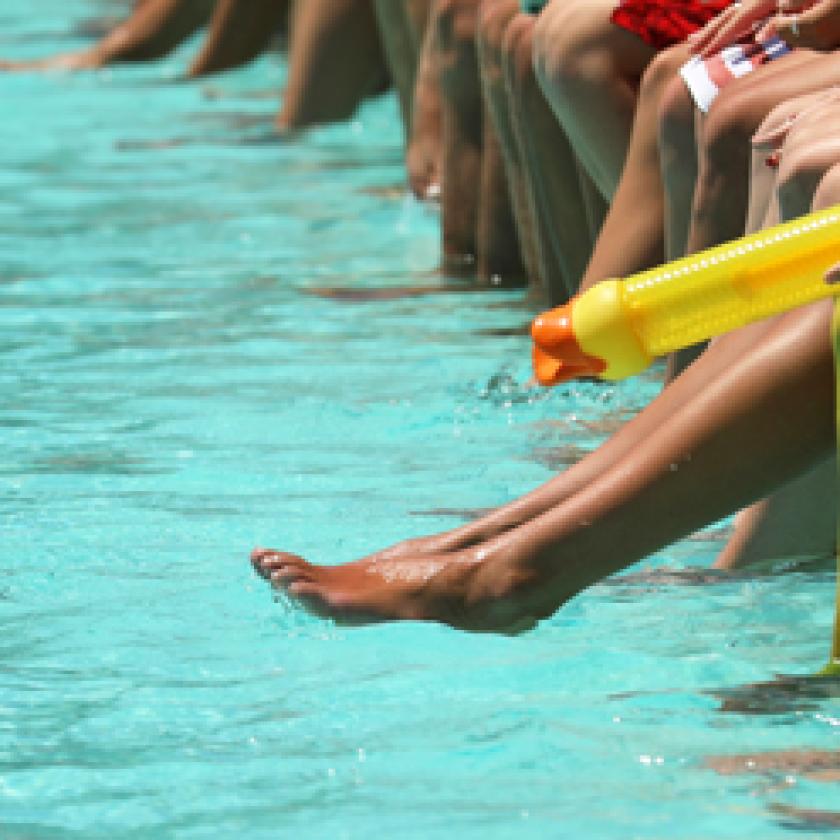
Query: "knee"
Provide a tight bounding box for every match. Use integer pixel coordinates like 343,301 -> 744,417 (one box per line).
501,14 -> 535,91
700,92 -> 757,169
532,3 -> 606,93
531,4 -> 564,84
812,163 -> 840,210
640,44 -> 687,102
436,0 -> 480,54
436,0 -> 480,90
641,43 -> 682,85
658,74 -> 694,158
776,145 -> 839,217
754,99 -> 801,148
476,0 -> 517,53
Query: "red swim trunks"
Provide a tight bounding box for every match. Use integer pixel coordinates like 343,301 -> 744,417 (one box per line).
611,0 -> 733,50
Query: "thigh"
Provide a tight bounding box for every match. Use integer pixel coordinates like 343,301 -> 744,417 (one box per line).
534,0 -> 655,80
708,50 -> 836,132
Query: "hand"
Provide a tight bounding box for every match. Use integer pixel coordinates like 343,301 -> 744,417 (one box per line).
690,0 -> 780,57
756,0 -> 840,48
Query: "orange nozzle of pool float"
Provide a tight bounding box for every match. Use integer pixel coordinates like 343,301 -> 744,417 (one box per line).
531,204 -> 840,387
531,304 -> 606,386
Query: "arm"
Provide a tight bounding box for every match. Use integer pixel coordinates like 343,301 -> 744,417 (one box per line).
689,0 -> 781,57
757,0 -> 840,47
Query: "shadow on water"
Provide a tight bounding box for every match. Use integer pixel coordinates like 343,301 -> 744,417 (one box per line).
713,672 -> 840,715
474,322 -> 531,337
528,443 -> 591,470
408,507 -> 492,520
770,803 -> 840,831
604,566 -> 739,593
603,563 -> 840,714
357,182 -> 410,200
302,281 -> 488,302
201,86 -> 282,102
70,15 -> 123,39
114,130 -> 279,151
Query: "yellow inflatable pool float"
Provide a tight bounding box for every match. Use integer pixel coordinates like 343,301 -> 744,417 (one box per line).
532,205 -> 840,386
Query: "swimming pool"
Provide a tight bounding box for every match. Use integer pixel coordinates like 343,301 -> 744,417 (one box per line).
2,2 -> 839,836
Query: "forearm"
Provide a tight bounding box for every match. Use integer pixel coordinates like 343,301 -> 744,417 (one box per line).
187,0 -> 288,78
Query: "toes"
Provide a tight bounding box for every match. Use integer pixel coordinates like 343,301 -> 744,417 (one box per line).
251,547 -> 282,579
269,565 -> 313,587
250,546 -> 274,565
288,580 -> 320,598
250,548 -> 309,579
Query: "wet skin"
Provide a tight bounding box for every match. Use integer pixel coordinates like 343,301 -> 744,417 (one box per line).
250,291 -> 836,633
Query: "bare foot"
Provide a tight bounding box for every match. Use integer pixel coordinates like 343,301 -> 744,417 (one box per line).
0,51 -> 101,72
713,672 -> 840,715
249,544 -> 548,632
362,523 -> 485,564
406,131 -> 442,200
406,16 -> 443,201
768,803 -> 840,829
713,459 -> 835,571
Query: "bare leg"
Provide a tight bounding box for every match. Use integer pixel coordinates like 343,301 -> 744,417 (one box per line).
532,0 -> 656,198
578,167 -> 608,252
406,8 -> 444,199
716,459 -> 836,569
659,66 -> 700,261
683,54 -> 840,564
477,0 -> 544,289
715,123 -> 840,570
187,0 -> 289,78
476,99 -> 528,285
683,60 -> 840,555
354,107 -> 840,560
744,144 -> 781,235
254,113 -> 837,581
435,0 -> 483,273
685,50 -> 828,256
252,298 -> 835,630
578,43 -> 693,292
674,51 -> 833,376
277,0 -> 390,132
405,0 -> 434,43
373,0 -> 419,136
505,13 -> 591,303
1,0 -> 215,70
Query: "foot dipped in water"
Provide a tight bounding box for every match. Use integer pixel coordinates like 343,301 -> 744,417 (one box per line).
250,541 -> 557,633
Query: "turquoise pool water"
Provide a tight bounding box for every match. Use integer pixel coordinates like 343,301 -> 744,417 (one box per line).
2,3 -> 839,837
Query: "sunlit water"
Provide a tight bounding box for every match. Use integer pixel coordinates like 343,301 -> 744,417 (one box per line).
2,3 -> 839,837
